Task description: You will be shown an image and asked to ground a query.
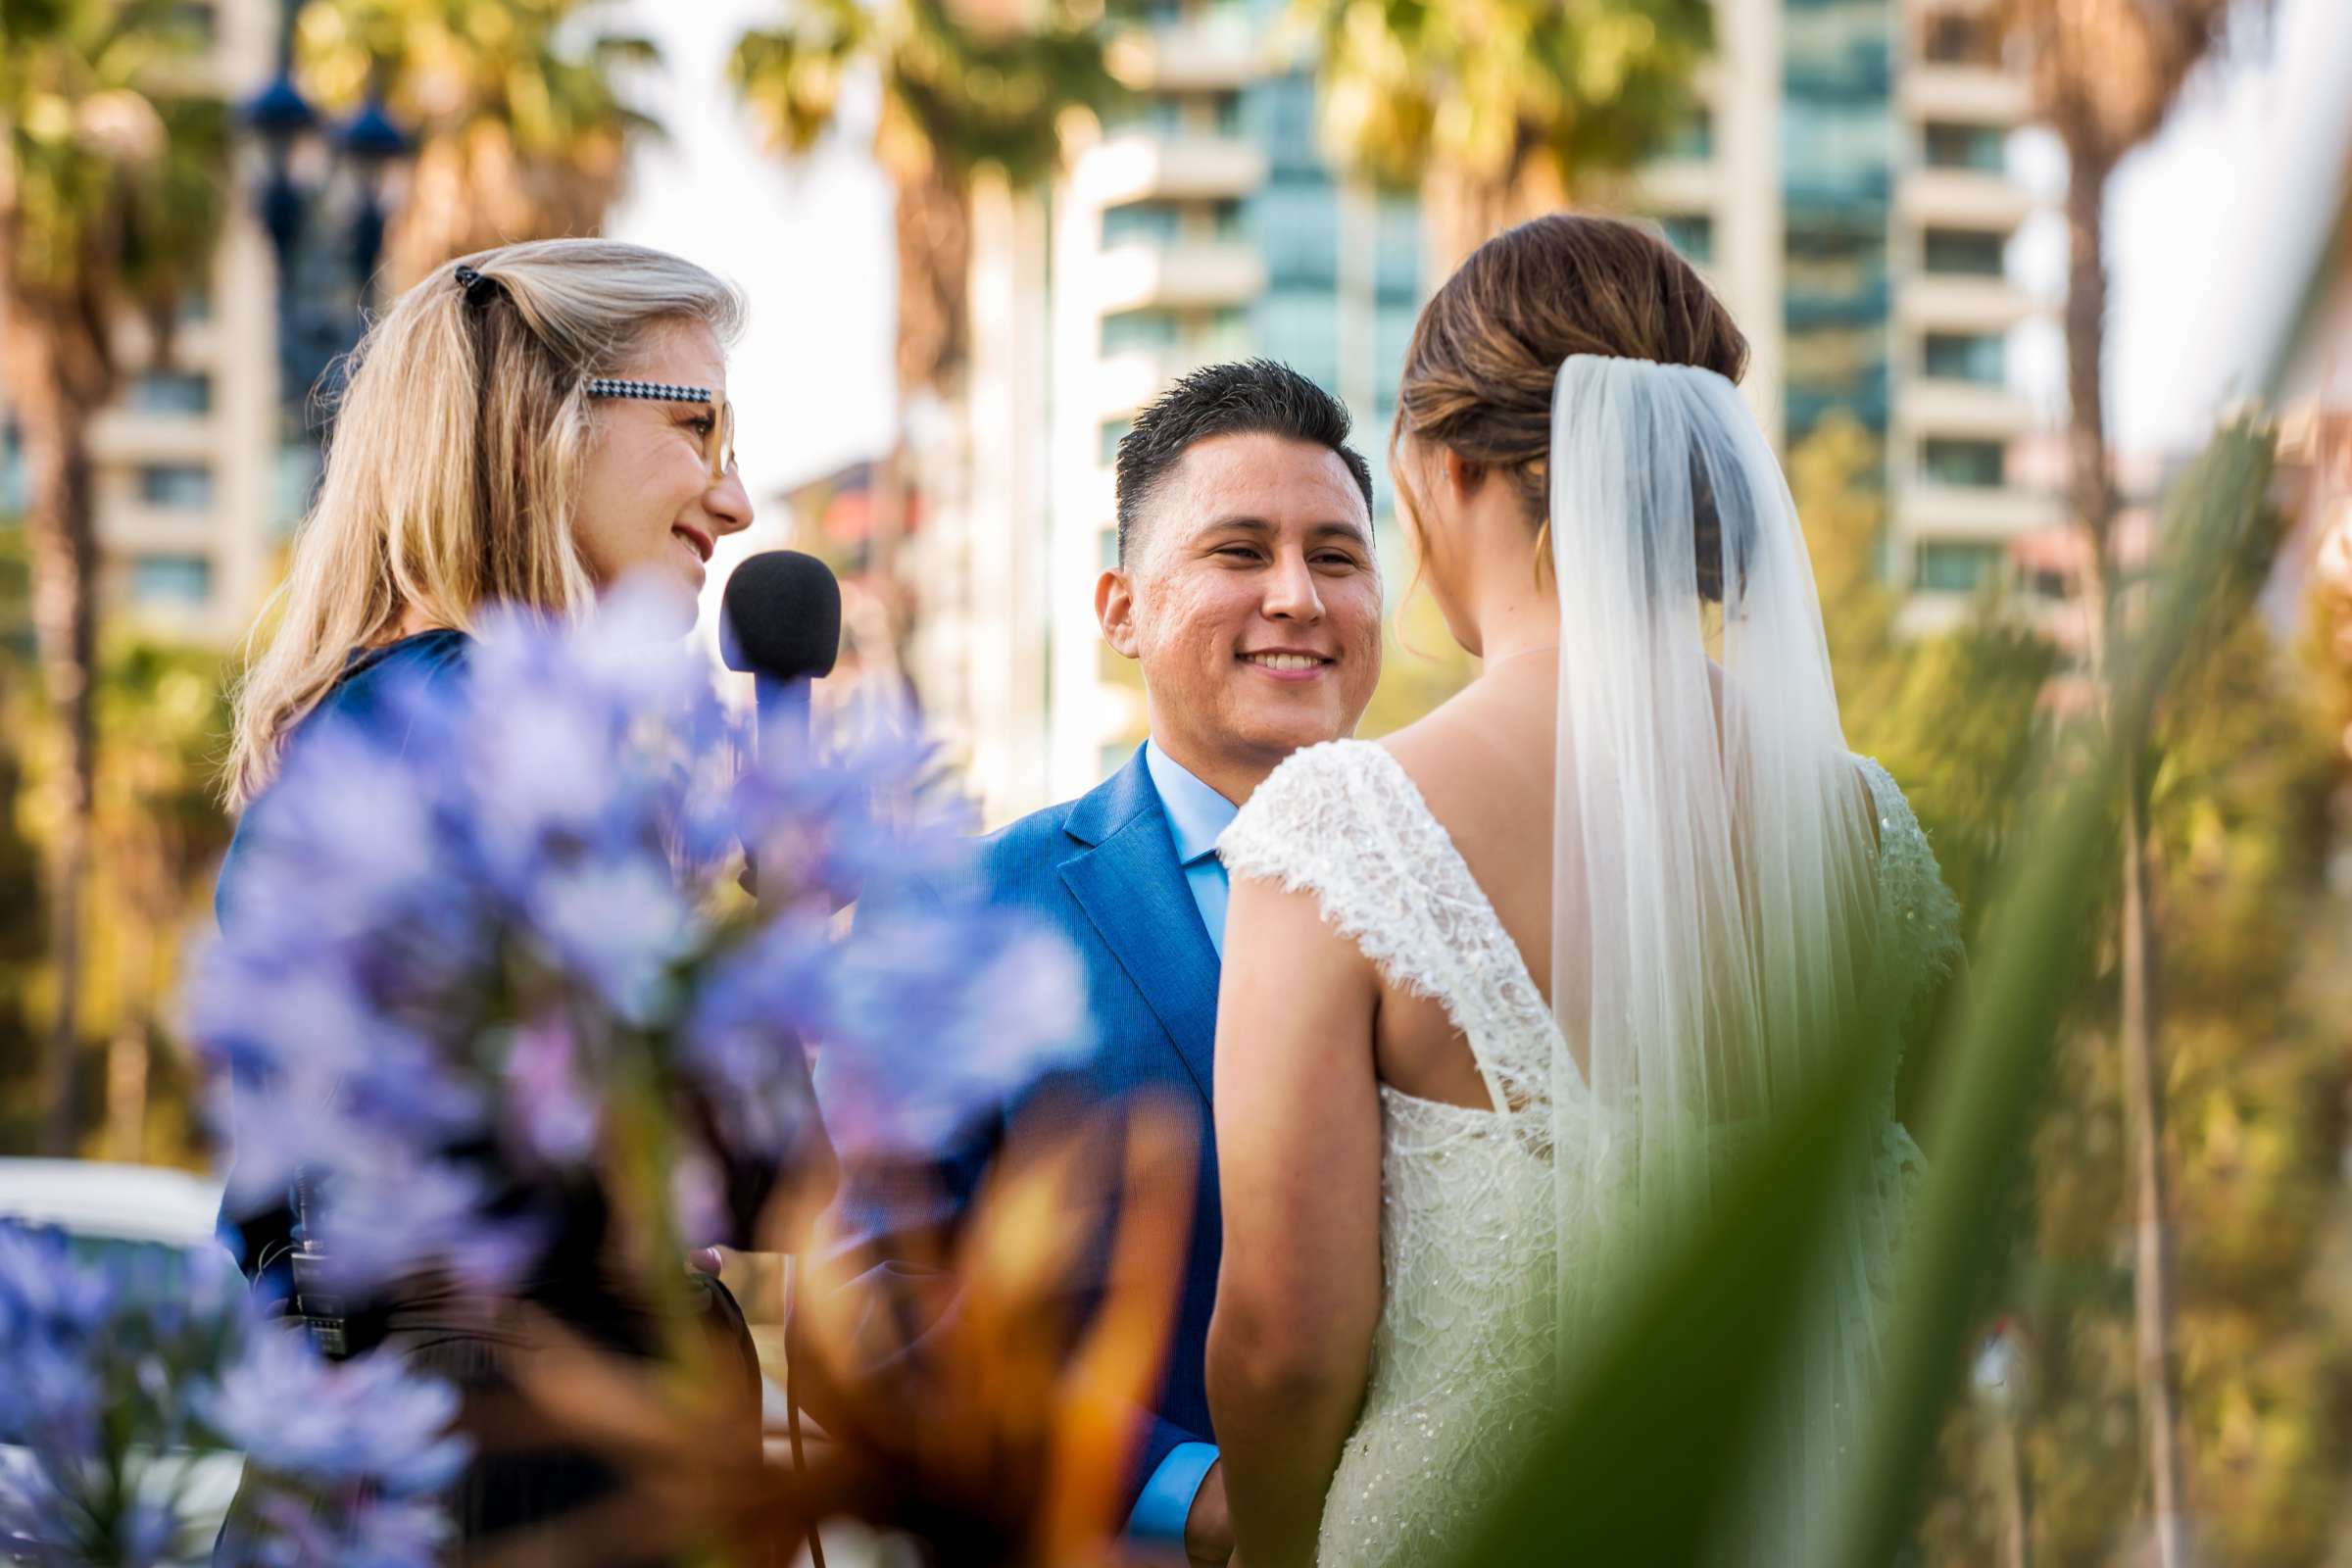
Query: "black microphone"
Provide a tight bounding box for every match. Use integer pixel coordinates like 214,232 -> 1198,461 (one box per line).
719,549 -> 842,758
715,553 -> 844,1564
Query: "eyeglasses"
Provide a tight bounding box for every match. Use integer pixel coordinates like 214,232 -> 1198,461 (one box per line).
585,377 -> 737,483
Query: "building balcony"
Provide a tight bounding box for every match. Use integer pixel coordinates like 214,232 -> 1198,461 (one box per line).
97,506 -> 224,556
1896,167 -> 2034,231
1093,348 -> 1202,416
1900,376 -> 2039,439
1631,157 -> 1718,216
86,409 -> 220,463
1896,272 -> 2034,333
1106,18 -> 1271,91
1895,479 -> 2064,540
1899,62 -> 2033,127
1094,241 -> 1264,314
1078,132 -> 1266,207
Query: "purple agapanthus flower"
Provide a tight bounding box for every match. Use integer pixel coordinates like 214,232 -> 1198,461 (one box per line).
189,598 -> 1092,1297
203,1329 -> 468,1494
0,1221 -> 460,1568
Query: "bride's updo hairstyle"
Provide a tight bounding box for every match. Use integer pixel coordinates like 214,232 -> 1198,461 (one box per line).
1393,214 -> 1749,601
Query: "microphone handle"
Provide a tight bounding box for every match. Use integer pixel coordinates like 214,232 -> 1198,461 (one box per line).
752,673 -> 811,767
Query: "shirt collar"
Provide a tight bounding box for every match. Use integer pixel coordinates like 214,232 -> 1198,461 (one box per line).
1143,740 -> 1240,866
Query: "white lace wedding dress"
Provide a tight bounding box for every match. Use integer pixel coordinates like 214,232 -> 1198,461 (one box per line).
1216,738 -> 1960,1568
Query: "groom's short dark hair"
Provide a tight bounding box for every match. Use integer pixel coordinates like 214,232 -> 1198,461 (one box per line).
1113,360 -> 1375,567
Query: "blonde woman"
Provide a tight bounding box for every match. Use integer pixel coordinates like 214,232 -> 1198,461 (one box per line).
215,238 -> 758,1559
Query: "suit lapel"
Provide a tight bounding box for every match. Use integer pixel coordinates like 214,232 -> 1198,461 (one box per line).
1059,750 -> 1221,1102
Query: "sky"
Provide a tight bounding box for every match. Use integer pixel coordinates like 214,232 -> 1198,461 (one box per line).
608,0 -> 2352,489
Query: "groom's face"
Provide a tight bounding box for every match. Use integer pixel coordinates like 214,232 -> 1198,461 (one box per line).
1098,432 -> 1383,783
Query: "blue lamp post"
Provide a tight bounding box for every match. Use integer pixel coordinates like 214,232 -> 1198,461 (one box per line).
240,0 -> 413,442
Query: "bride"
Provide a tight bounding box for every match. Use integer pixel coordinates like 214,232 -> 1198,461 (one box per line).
1203,214 -> 1960,1566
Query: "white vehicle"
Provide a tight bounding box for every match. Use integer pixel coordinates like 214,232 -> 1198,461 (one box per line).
0,1158 -> 244,1563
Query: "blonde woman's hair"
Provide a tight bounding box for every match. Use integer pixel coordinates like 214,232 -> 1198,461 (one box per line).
224,238 -> 746,808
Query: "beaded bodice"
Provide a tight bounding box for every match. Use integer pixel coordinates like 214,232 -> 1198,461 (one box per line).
1217,740 -> 1958,1567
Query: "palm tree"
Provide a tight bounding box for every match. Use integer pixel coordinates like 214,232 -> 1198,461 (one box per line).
1989,3 -> 2265,1562
729,0 -> 1135,574
1298,0 -> 1715,271
0,0 -> 229,1155
295,0 -> 662,288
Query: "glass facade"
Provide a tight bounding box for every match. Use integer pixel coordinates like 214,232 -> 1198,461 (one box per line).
130,553 -> 213,605
1923,122 -> 2005,172
1102,201 -> 1182,248
1662,214 -> 1716,266
1781,0 -> 1896,444
1102,309 -> 1181,355
138,464 -> 213,508
1923,331 -> 2006,384
1913,539 -> 2001,593
1923,227 -> 2008,275
1922,437 -> 2006,487
129,370 -> 212,416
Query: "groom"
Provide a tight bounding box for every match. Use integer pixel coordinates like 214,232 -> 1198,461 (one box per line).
821,360 -> 1383,1560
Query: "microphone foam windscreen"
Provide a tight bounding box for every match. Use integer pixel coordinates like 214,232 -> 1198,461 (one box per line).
719,550 -> 843,682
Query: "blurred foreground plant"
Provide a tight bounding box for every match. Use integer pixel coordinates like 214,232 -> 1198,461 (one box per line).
1435,416 -> 2287,1566
0,1219 -> 465,1565
170,599 -> 1200,1563
189,596 -> 1089,1299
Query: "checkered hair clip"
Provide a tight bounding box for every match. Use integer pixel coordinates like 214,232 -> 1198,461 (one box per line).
585,378 -> 711,404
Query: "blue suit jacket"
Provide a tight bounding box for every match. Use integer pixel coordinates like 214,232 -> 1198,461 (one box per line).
819,745 -> 1222,1512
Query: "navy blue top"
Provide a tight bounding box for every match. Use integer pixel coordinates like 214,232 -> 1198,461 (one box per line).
213,630 -> 470,1290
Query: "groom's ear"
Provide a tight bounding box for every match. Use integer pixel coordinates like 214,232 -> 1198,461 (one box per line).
1098,567 -> 1142,660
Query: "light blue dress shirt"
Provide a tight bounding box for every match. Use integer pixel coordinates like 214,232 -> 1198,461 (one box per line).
1145,740 -> 1240,959
1127,741 -> 1237,1540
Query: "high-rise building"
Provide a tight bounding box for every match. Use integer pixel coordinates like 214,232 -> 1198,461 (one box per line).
0,0 -> 280,650
915,0 -> 1426,817
920,0 -> 2058,822
1642,0 -> 2056,634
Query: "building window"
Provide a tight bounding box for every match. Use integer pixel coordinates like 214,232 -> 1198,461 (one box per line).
1922,15 -> 1999,67
1251,176 -> 1340,284
138,464 -> 213,509
1100,522 -> 1121,571
1922,438 -> 2005,488
1103,93 -> 1185,138
1913,540 -> 2002,594
1102,201 -> 1182,248
1374,195 -> 1420,302
130,554 -> 213,606
1922,332 -> 2005,385
1201,307 -> 1252,358
1661,108 -> 1714,162
1922,122 -> 2005,172
1209,90 -> 1244,138
1254,288 -> 1340,391
1101,418 -> 1132,467
1661,214 -> 1715,266
1922,227 -> 2007,276
168,2 -> 217,42
1102,310 -> 1181,356
129,369 -> 213,416
1,421 -> 24,514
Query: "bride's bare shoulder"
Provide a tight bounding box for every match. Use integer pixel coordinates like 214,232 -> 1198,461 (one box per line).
1373,678 -> 1553,824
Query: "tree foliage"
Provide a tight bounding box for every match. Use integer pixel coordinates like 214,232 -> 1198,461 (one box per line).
1298,0 -> 1713,268
296,0 -> 662,288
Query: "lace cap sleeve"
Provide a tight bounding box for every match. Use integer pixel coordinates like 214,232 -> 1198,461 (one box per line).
1854,756 -> 1964,994
1216,740 -> 1442,992
1218,739 -> 1379,903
